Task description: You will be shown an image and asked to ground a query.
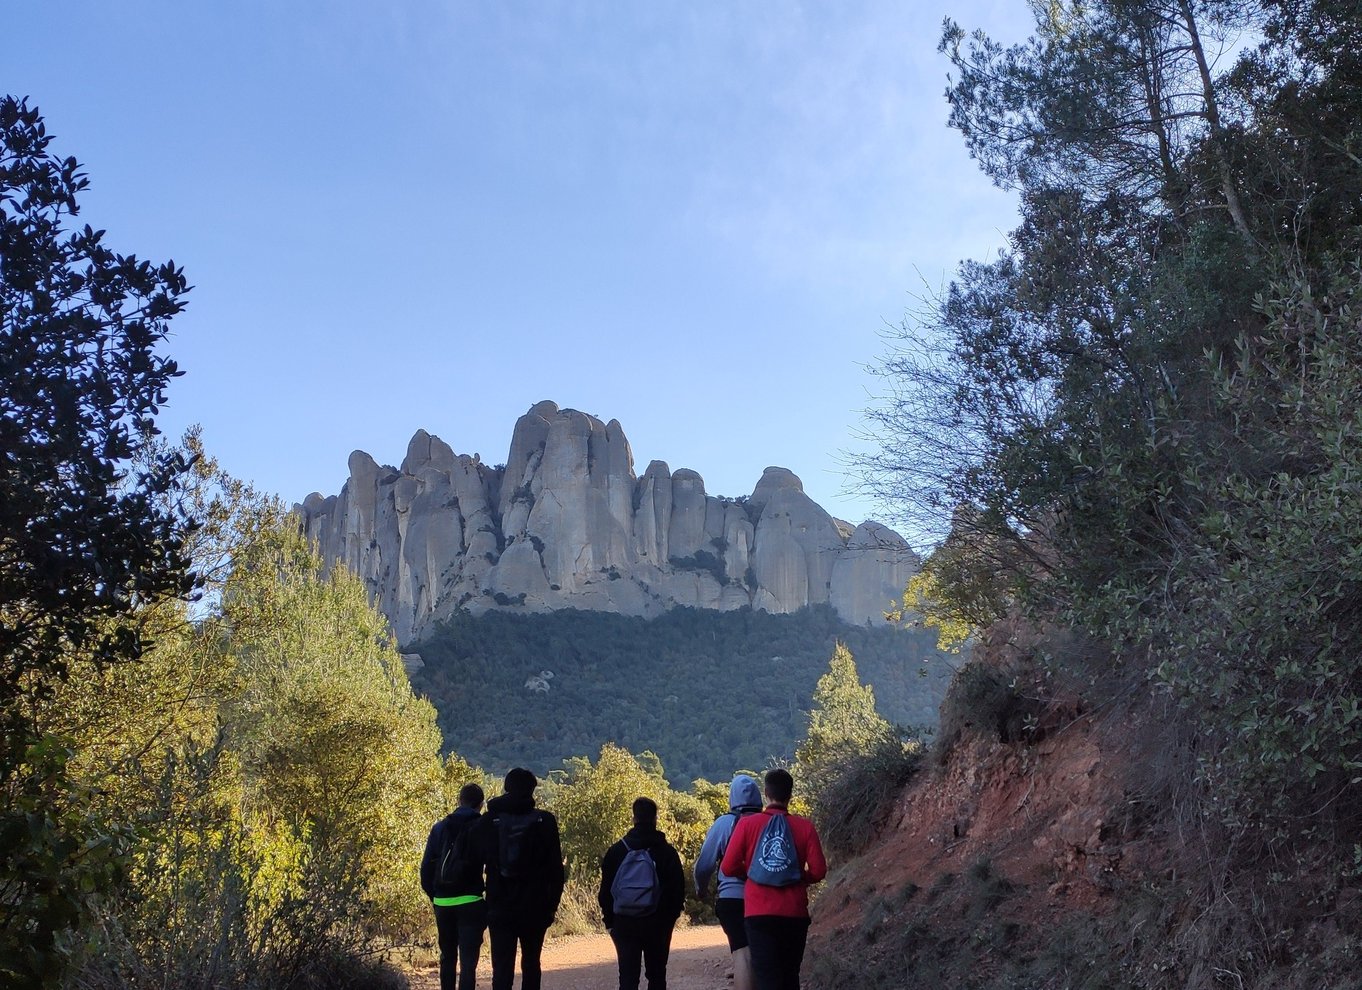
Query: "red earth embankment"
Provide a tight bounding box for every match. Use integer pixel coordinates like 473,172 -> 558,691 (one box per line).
805,623 -> 1362,989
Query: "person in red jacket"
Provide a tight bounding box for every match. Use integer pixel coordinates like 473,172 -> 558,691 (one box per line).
719,768 -> 827,990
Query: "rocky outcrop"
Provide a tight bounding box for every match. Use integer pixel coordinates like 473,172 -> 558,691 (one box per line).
829,522 -> 920,625
296,401 -> 919,644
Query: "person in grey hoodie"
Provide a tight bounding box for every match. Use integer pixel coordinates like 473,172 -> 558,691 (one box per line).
693,774 -> 764,990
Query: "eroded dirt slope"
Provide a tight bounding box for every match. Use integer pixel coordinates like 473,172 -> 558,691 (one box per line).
804,621 -> 1362,989
806,628 -> 1175,988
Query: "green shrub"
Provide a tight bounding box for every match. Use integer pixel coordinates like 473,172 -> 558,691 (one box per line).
807,732 -> 924,858
52,504 -> 447,989
934,658 -> 1040,755
667,550 -> 727,584
548,880 -> 601,939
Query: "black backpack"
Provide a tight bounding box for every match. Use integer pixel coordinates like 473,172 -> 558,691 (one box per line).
436,818 -> 473,889
495,811 -> 544,878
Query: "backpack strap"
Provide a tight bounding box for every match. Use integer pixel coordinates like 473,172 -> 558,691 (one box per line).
715,811 -> 738,860
718,808 -> 760,859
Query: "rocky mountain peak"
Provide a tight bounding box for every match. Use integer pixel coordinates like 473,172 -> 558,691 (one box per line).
296,401 -> 918,644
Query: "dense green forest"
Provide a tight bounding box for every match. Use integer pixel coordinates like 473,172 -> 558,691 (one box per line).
412,604 -> 954,784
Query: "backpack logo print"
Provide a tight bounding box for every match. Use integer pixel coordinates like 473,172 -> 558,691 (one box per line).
747,813 -> 801,887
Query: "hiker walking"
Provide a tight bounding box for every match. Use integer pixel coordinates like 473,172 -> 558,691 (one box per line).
599,797 -> 686,990
720,768 -> 827,990
420,782 -> 489,990
468,767 -> 566,990
693,774 -> 764,990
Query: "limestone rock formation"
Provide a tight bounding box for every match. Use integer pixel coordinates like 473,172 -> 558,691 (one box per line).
295,400 -> 917,643
829,522 -> 922,625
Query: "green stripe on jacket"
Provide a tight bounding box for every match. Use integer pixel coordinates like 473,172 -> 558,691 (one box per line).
432,894 -> 483,907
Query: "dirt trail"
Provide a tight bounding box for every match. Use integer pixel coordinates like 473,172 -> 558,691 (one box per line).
408,923 -> 732,990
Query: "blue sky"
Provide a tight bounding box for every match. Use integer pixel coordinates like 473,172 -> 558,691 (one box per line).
10,2 -> 1031,539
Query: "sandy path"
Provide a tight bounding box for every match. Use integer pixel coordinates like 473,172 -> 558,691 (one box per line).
408,923 -> 733,990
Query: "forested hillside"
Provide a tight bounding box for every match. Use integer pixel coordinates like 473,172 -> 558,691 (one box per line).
411,605 -> 953,783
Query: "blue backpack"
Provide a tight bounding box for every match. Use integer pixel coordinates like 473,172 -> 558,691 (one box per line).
746,813 -> 801,887
610,840 -> 660,916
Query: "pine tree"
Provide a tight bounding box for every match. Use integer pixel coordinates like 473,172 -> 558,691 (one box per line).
795,643 -> 892,791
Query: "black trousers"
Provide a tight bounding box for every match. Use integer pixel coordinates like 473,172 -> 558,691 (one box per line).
715,897 -> 748,951
488,917 -> 549,990
433,900 -> 487,990
610,918 -> 676,990
745,915 -> 810,990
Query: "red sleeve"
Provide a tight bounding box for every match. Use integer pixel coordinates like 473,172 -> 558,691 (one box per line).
800,817 -> 827,885
720,812 -> 757,880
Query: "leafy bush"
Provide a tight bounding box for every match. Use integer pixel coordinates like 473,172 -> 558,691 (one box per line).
667,550 -> 727,584
807,731 -> 923,858
545,744 -> 709,884
42,484 -> 448,990
547,745 -> 674,884
1095,273 -> 1362,837
535,745 -> 729,933
546,881 -> 601,940
933,657 -> 1045,756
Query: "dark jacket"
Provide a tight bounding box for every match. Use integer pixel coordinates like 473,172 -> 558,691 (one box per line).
467,793 -> 566,928
598,825 -> 685,931
420,806 -> 484,899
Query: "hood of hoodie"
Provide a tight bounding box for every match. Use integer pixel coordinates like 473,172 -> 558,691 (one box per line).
729,774 -> 762,811
488,792 -> 537,815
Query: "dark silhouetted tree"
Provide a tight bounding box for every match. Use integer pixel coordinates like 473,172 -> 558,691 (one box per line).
0,95 -> 194,988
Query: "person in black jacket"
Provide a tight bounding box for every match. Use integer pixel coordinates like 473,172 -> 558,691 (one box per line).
467,767 -> 565,990
599,797 -> 686,990
420,782 -> 488,990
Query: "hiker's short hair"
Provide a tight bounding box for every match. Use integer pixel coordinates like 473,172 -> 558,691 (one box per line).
764,768 -> 794,803
459,782 -> 485,808
632,796 -> 658,826
504,767 -> 538,796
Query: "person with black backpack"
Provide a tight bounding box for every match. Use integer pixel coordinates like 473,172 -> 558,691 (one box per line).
693,774 -> 764,990
467,767 -> 565,990
420,782 -> 488,990
598,797 -> 685,990
719,769 -> 827,990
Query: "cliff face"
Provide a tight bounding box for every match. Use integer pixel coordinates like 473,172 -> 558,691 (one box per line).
297,400 -> 918,644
